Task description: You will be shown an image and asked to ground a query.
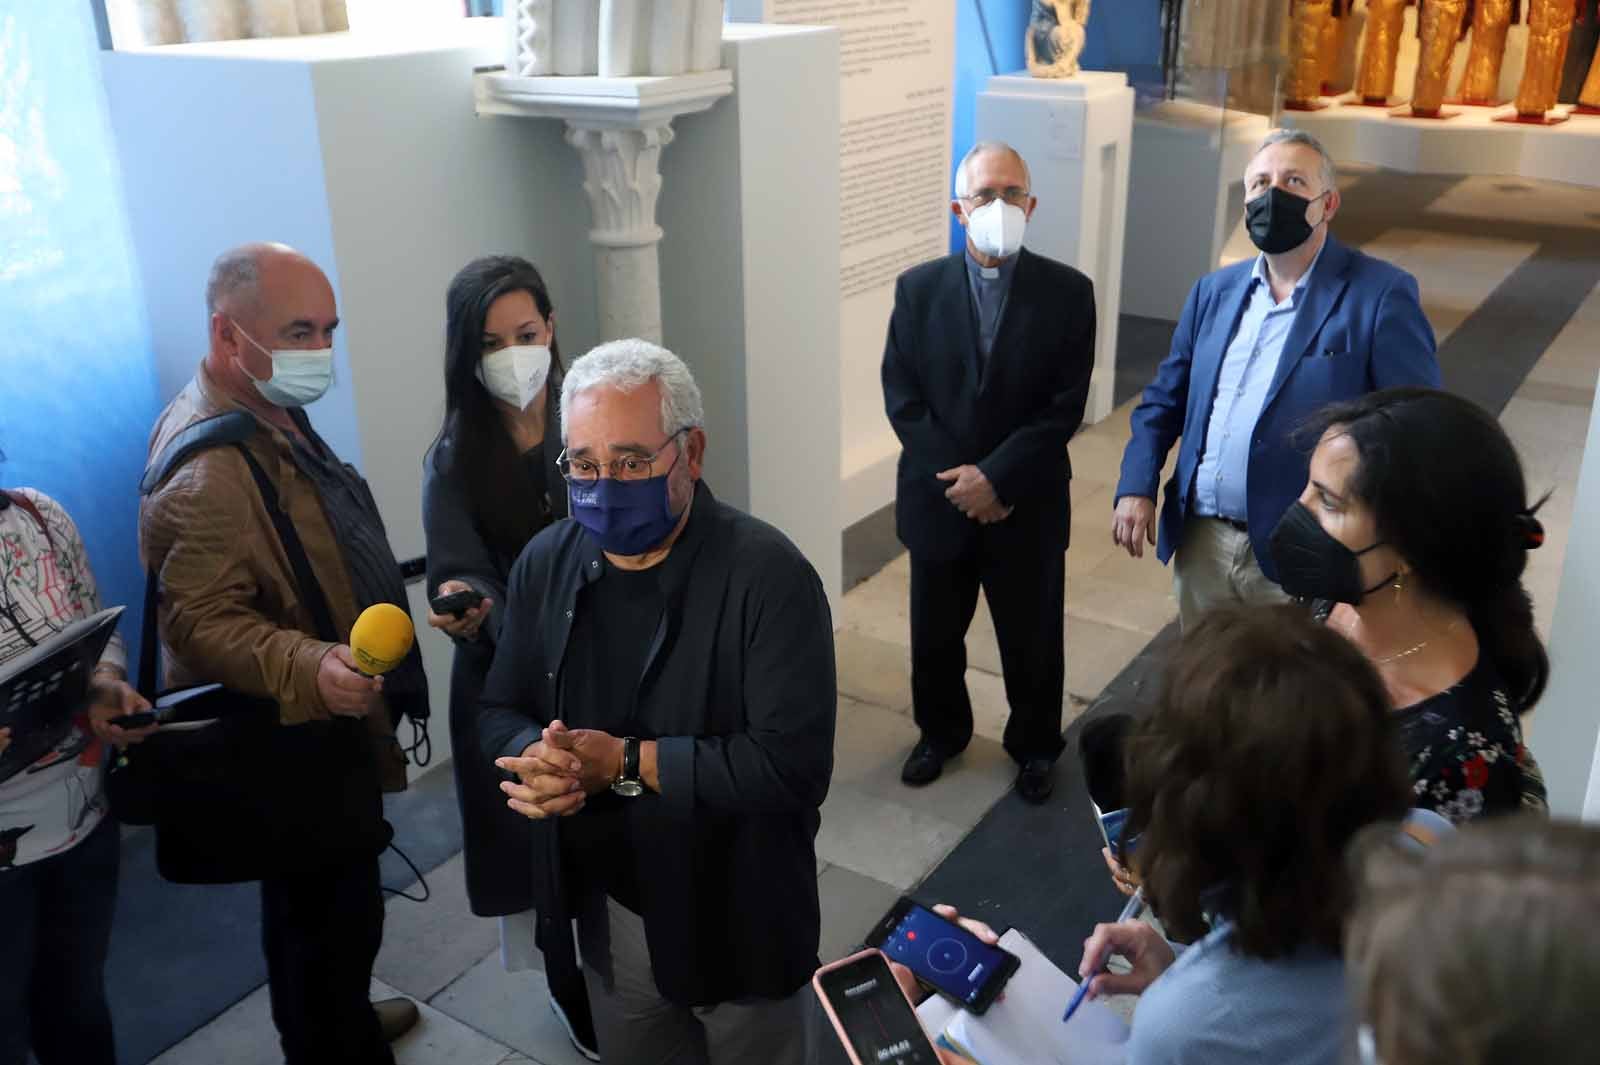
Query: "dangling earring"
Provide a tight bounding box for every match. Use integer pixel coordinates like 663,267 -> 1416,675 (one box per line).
1392,571 -> 1405,604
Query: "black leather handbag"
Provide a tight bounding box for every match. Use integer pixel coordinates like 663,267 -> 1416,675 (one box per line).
106,414 -> 387,883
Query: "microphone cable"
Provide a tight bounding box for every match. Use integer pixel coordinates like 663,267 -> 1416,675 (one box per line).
382,839 -> 431,904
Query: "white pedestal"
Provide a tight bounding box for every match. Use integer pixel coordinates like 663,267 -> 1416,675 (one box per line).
476,68 -> 734,343
976,71 -> 1134,426
1285,100 -> 1600,190
1532,377 -> 1600,820
1121,102 -> 1271,323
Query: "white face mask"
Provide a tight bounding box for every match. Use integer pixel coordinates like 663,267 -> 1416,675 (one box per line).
231,320 -> 334,408
477,344 -> 552,411
964,198 -> 1028,260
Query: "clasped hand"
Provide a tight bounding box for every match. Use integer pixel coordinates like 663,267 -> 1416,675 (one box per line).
494,720 -> 623,820
937,465 -> 1011,525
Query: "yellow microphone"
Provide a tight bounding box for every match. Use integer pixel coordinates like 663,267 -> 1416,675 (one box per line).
350,603 -> 416,676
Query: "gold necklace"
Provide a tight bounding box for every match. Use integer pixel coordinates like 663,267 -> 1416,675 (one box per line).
1373,639 -> 1430,666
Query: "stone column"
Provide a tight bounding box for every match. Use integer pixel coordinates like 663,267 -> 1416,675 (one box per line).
565,124 -> 674,343
476,67 -> 734,345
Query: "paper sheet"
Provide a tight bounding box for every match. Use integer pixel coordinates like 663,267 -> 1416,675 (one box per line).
922,929 -> 1129,1065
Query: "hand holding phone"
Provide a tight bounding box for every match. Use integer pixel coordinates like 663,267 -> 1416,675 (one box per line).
430,588 -> 485,618
108,711 -> 158,730
814,950 -> 943,1065
867,898 -> 1020,1015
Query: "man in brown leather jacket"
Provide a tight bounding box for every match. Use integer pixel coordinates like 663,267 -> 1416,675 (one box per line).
139,243 -> 422,1063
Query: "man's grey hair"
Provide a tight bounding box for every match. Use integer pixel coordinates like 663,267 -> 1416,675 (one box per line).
205,246 -> 263,316
954,140 -> 1032,199
1251,128 -> 1338,191
561,338 -> 705,442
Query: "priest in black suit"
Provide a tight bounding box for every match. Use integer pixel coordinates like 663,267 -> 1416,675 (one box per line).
881,141 -> 1095,803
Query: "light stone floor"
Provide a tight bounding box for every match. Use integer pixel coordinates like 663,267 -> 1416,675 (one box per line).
153,172 -> 1600,1063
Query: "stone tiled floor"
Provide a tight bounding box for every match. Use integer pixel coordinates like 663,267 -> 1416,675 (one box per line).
150,169 -> 1600,1062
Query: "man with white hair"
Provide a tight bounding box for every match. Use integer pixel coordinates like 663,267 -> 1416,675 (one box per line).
1113,129 -> 1440,630
884,140 -> 1096,803
479,339 -> 836,1064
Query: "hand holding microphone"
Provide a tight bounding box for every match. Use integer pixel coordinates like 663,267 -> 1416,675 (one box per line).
318,604 -> 416,719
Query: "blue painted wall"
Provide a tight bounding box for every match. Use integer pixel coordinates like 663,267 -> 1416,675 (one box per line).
0,3 -> 159,661
948,0 -> 1164,251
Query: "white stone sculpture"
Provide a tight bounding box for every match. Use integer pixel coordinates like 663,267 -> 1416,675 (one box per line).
1027,0 -> 1091,79
508,0 -> 725,77
132,0 -> 347,44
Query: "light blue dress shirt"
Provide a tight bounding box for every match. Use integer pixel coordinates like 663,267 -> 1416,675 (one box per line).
1192,244 -> 1326,522
1128,920 -> 1348,1065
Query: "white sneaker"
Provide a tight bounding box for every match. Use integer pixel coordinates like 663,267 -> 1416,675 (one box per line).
550,994 -> 602,1062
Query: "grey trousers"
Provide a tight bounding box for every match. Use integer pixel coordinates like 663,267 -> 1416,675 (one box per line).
1172,514 -> 1289,630
578,897 -> 815,1065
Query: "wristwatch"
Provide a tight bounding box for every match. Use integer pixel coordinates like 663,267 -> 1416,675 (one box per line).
611,736 -> 644,798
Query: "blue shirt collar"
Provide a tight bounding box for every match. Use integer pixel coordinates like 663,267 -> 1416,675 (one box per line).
1250,236 -> 1327,294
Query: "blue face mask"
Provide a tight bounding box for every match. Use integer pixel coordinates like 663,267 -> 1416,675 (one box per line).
568,454 -> 685,556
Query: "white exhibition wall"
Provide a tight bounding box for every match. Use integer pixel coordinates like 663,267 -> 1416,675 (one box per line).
731,0 -> 957,528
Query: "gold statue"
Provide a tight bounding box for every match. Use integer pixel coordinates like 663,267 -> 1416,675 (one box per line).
1413,0 -> 1469,115
1318,1 -> 1350,95
1356,0 -> 1409,104
1514,0 -> 1578,119
1286,0 -> 1334,107
1459,0 -> 1516,104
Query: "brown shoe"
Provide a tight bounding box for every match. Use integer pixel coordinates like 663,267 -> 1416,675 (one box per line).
374,997 -> 420,1042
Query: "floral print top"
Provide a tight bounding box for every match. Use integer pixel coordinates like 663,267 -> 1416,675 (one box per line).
1393,657 -> 1547,823
1,489 -> 126,869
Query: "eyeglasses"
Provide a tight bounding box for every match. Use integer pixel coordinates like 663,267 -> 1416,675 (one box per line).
557,431 -> 686,485
962,186 -> 1030,208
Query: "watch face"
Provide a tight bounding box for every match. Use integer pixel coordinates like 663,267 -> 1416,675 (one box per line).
611,779 -> 645,798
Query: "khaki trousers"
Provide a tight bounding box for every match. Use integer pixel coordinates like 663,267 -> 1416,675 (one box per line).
1172,514 -> 1290,630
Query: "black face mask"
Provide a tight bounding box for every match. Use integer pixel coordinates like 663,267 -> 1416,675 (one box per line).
1268,502 -> 1396,605
1246,187 -> 1324,255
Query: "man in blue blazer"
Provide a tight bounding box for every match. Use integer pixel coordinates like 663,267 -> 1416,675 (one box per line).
1113,130 -> 1439,629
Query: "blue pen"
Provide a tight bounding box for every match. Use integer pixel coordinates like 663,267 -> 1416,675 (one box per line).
1063,886 -> 1145,1024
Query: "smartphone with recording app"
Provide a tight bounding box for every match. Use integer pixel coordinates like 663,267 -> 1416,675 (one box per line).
866,897 -> 1020,1015
813,950 -> 942,1065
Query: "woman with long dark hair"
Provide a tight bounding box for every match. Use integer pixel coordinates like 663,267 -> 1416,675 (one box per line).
1269,386 -> 1549,821
421,256 -> 597,1059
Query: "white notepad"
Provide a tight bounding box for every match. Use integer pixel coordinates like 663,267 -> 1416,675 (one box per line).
915,928 -> 1131,1065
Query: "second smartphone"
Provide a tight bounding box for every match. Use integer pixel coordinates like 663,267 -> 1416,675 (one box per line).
865,897 -> 1020,1015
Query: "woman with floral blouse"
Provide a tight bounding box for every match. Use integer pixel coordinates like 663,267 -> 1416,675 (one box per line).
0,484 -> 155,1065
1273,388 -> 1548,822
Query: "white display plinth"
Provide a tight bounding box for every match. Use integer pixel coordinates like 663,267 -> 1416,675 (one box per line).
1121,103 -> 1271,323
976,71 -> 1134,426
1285,100 -> 1600,190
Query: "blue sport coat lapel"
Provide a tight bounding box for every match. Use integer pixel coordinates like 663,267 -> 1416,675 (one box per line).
1261,236 -> 1353,418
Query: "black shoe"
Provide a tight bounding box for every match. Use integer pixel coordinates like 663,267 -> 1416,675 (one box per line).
1016,759 -> 1055,804
550,987 -> 602,1061
901,740 -> 947,786
374,996 -> 420,1042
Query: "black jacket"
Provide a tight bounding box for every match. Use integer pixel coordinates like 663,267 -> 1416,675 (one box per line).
882,248 -> 1096,561
421,384 -> 566,918
477,481 -> 836,1005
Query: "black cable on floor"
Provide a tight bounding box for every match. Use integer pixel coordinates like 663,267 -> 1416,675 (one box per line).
382,841 -> 431,904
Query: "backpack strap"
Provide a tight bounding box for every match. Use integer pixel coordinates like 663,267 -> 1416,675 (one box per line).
140,412 -> 256,496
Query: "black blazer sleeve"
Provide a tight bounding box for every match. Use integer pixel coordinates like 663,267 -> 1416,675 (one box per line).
476,547 -> 549,763
882,272 -> 968,473
979,270 -> 1096,505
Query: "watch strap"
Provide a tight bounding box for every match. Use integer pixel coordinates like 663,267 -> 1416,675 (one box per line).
622,736 -> 641,783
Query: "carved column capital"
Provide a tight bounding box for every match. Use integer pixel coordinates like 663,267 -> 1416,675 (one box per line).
564,122 -> 675,249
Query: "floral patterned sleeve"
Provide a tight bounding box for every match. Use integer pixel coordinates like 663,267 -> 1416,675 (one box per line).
1404,679 -> 1545,823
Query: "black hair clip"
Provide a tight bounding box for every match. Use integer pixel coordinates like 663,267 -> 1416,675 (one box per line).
1513,512 -> 1545,550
